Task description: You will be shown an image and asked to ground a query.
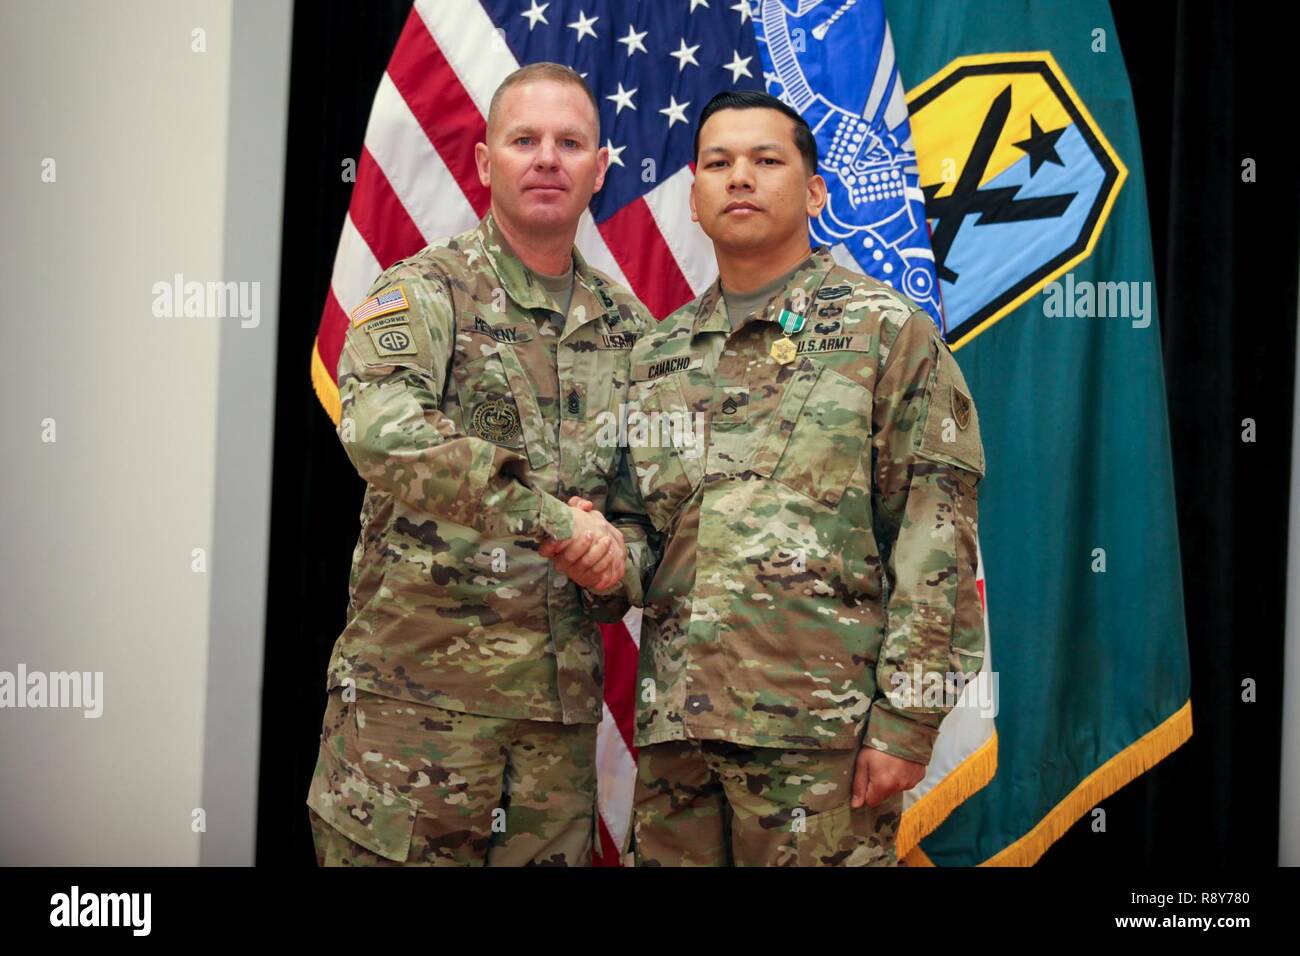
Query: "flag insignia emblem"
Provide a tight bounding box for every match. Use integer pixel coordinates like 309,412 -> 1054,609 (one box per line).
907,53 -> 1129,348
350,286 -> 410,327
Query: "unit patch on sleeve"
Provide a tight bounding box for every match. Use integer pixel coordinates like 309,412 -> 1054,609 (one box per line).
369,325 -> 418,357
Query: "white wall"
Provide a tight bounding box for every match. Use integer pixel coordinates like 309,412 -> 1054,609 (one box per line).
0,0 -> 289,865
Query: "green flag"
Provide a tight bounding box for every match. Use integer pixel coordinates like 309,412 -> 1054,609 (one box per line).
885,0 -> 1193,865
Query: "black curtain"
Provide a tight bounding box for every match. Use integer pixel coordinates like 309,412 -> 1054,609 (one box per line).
256,0 -> 1299,866
256,0 -> 409,866
1039,0 -> 1298,868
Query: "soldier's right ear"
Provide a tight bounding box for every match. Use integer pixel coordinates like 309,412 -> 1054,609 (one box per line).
475,142 -> 491,188
806,173 -> 828,218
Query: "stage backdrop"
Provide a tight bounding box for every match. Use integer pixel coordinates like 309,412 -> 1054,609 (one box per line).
258,0 -> 1296,867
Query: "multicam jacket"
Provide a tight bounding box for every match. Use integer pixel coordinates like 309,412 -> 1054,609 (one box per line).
326,213 -> 656,725
628,248 -> 986,763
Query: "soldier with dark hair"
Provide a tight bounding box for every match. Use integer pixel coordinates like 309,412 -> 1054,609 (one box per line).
627,91 -> 986,866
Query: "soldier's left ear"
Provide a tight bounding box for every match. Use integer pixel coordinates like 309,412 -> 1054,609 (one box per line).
474,142 -> 491,189
806,173 -> 828,218
593,142 -> 610,194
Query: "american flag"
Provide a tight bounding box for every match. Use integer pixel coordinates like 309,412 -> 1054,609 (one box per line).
310,0 -> 992,867
348,286 -> 409,326
310,0 -> 767,421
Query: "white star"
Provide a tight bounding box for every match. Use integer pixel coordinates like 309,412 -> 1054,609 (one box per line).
605,82 -> 638,114
567,10 -> 598,42
659,95 -> 690,128
723,50 -> 753,82
520,0 -> 548,30
731,0 -> 753,24
669,38 -> 701,72
605,140 -> 626,167
689,0 -> 710,10
617,24 -> 648,56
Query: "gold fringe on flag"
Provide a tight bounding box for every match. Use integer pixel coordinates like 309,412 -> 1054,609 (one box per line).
903,699 -> 1193,867
897,730 -> 998,858
311,340 -> 342,426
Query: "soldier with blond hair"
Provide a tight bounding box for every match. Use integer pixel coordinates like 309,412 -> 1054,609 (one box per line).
306,63 -> 657,867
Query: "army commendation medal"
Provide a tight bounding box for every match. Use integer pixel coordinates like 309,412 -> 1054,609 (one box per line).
770,337 -> 796,364
771,308 -> 805,364
778,308 -> 806,334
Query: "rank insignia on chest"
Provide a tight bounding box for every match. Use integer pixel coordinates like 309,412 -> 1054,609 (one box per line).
713,383 -> 750,425
770,337 -> 797,364
566,387 -> 583,417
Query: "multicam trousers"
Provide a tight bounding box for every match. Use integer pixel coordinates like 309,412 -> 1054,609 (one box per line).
307,688 -> 596,866
633,739 -> 903,867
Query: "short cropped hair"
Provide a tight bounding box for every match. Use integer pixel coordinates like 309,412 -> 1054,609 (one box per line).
694,89 -> 818,173
486,62 -> 600,141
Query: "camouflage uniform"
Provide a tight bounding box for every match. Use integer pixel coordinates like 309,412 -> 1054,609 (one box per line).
627,247 -> 985,866
308,689 -> 595,866
307,213 -> 656,866
634,741 -> 903,866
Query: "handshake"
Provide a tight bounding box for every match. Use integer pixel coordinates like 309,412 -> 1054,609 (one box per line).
538,496 -> 627,593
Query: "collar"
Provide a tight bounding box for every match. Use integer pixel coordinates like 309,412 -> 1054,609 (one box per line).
473,212 -> 608,322
692,246 -> 837,338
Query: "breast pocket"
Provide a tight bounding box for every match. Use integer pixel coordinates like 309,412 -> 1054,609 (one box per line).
758,360 -> 872,510
571,362 -> 623,484
453,351 -> 552,470
627,373 -> 705,530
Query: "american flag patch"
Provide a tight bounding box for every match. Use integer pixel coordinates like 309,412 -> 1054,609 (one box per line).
351,286 -> 409,327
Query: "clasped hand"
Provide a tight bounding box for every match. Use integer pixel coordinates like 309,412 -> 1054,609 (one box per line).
538,496 -> 626,593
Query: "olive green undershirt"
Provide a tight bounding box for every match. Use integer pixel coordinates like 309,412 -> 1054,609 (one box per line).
533,265 -> 575,327
721,261 -> 804,331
